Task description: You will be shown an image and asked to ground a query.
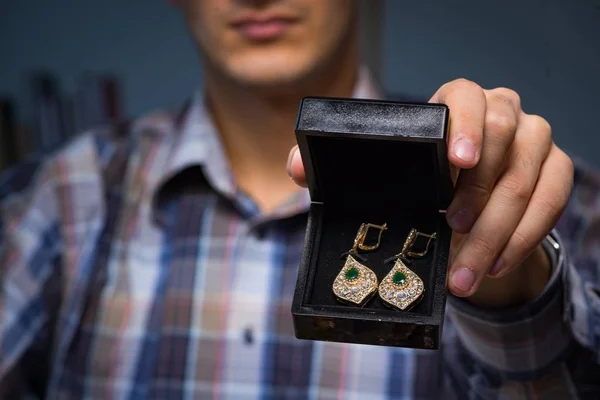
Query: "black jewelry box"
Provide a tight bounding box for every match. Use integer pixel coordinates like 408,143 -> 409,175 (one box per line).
291,97 -> 453,350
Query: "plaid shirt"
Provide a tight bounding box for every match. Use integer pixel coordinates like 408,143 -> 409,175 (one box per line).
1,72 -> 599,399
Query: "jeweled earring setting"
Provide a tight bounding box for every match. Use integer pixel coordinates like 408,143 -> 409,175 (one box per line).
332,223 -> 387,306
378,229 -> 436,311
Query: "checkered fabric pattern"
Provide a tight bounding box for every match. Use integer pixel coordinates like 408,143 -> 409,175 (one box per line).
1,71 -> 599,399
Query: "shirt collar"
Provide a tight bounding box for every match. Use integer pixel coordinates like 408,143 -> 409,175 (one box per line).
153,66 -> 382,216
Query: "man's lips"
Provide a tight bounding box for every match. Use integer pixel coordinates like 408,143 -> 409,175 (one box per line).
231,14 -> 298,41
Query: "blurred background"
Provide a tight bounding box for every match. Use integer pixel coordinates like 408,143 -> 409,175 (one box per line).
1,0 -> 599,172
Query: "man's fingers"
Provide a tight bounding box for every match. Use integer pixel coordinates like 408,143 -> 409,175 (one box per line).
286,145 -> 307,187
448,114 -> 552,297
491,145 -> 573,278
431,78 -> 486,169
445,92 -> 519,233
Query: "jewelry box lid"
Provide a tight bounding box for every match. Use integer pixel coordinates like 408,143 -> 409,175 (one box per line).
295,97 -> 453,211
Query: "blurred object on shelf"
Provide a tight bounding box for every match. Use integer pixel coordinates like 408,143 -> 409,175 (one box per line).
14,124 -> 33,163
0,98 -> 18,172
74,73 -> 122,133
3,71 -> 126,169
30,73 -> 66,154
61,96 -> 75,142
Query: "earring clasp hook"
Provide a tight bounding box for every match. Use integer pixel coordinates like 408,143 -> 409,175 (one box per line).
402,229 -> 436,258
351,223 -> 388,253
385,228 -> 437,264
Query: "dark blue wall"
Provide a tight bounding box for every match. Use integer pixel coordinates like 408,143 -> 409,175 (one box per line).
383,0 -> 600,166
0,0 -> 199,119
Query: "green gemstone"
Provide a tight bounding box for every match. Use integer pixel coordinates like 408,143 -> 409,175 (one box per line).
392,271 -> 407,285
345,267 -> 359,281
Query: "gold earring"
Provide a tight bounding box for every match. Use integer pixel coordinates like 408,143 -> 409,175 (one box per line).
332,223 -> 387,306
378,229 -> 436,311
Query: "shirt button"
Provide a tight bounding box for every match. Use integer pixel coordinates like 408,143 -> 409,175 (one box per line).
243,327 -> 254,345
255,226 -> 267,240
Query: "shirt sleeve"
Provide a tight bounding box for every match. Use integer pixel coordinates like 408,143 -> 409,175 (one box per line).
446,232 -> 571,377
556,159 -> 600,362
0,158 -> 63,398
443,159 -> 600,399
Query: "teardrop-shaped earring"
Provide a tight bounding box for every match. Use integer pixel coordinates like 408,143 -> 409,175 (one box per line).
332,223 -> 387,306
378,229 -> 436,311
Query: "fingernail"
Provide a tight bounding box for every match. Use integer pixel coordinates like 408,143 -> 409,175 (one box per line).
448,208 -> 475,232
454,139 -> 476,163
489,258 -> 504,277
286,146 -> 298,177
452,267 -> 475,292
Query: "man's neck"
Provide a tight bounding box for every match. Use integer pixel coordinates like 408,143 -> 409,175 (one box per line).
204,56 -> 359,213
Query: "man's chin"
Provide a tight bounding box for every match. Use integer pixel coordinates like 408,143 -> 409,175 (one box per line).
222,53 -> 320,93
229,68 -> 310,89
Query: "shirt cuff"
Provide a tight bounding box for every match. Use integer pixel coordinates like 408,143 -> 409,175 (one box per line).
446,231 -> 572,379
561,235 -> 600,363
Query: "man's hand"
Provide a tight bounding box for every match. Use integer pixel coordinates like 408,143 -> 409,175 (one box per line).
287,78 -> 574,306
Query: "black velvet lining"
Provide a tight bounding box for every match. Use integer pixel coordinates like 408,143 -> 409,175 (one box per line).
306,135 -> 441,212
302,135 -> 448,317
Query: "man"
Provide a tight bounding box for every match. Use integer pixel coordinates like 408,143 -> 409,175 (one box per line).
1,0 -> 598,398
